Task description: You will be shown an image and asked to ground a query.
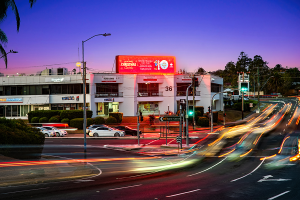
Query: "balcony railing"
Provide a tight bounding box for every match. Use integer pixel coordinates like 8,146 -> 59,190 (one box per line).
95,92 -> 123,98
176,91 -> 200,96
137,91 -> 163,97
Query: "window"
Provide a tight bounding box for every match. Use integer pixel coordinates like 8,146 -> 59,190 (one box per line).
211,83 -> 220,93
30,85 -> 36,95
5,86 -> 11,95
11,86 -> 17,95
36,85 -> 42,95
96,83 -> 118,94
17,86 -> 23,95
0,87 -> 3,95
62,85 -> 68,94
74,84 -> 81,94
50,85 -> 62,94
138,83 -> 158,96
177,83 -> 192,96
42,85 -> 49,94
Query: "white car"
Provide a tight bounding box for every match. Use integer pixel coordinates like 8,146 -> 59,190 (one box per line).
43,126 -> 68,137
36,127 -> 56,137
89,127 -> 125,137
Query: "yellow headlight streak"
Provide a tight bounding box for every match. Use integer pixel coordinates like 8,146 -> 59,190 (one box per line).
278,136 -> 290,154
240,149 -> 253,157
260,154 -> 277,160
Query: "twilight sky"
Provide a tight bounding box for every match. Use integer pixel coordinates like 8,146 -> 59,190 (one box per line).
1,0 -> 300,75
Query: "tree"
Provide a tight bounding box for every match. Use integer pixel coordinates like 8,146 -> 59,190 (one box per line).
0,0 -> 36,68
197,67 -> 206,74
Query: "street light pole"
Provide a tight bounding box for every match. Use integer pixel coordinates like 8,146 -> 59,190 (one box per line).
186,84 -> 192,147
82,33 -> 111,153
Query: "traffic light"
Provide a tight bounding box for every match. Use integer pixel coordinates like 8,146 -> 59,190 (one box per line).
241,82 -> 248,91
194,77 -> 199,87
208,106 -> 211,113
188,105 -> 193,116
192,77 -> 199,87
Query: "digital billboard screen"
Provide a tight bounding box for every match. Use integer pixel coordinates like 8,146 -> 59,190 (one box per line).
116,55 -> 176,74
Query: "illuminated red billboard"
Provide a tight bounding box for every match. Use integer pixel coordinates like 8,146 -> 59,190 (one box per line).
116,55 -> 176,74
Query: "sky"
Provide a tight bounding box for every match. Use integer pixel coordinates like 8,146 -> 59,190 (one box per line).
0,0 -> 300,75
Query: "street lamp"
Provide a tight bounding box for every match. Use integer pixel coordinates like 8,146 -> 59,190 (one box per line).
0,49 -> 18,59
82,33 -> 111,153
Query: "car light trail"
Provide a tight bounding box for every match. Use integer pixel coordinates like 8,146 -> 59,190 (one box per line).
240,149 -> 253,157
187,157 -> 227,177
278,136 -> 290,154
231,158 -> 265,182
260,154 -> 277,160
218,149 -> 235,157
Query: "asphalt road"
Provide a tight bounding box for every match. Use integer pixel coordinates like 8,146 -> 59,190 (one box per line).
1,98 -> 300,200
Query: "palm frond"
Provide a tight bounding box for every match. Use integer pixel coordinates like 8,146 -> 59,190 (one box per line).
0,44 -> 8,68
29,0 -> 36,8
0,28 -> 8,44
9,0 -> 20,31
0,0 -> 9,22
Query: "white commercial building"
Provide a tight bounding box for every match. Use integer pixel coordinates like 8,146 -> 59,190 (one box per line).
0,56 -> 223,119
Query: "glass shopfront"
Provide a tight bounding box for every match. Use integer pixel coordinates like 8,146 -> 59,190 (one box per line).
0,105 -> 33,117
138,102 -> 159,115
97,102 -> 119,116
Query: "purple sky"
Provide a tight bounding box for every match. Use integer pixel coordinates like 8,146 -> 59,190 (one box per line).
1,0 -> 300,75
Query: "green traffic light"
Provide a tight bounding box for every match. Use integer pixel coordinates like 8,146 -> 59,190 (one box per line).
189,111 -> 193,115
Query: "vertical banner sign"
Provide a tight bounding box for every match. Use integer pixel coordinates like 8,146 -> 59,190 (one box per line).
116,55 -> 176,74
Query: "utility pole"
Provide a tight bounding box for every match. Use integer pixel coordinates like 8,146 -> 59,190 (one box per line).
186,84 -> 192,147
242,72 -> 244,120
192,74 -> 195,130
257,65 -> 260,113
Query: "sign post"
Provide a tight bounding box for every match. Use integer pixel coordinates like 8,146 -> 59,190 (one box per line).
176,136 -> 182,154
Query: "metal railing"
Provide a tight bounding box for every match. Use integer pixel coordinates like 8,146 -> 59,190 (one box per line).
176,91 -> 200,96
95,92 -> 123,97
137,91 -> 163,97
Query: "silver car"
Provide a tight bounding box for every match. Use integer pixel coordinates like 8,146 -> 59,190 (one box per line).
89,127 -> 125,137
43,126 -> 68,137
36,127 -> 55,137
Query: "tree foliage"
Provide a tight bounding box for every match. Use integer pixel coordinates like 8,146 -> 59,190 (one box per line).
0,0 -> 36,68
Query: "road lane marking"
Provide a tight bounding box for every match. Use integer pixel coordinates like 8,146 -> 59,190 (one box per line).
231,158 -> 265,182
109,184 -> 142,191
166,189 -> 201,197
258,175 -> 291,182
268,191 -> 290,200
187,157 -> 227,177
2,187 -> 50,195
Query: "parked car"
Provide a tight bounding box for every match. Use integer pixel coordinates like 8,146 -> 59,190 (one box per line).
86,124 -> 108,135
43,126 -> 68,137
36,127 -> 56,137
89,126 -> 125,137
114,126 -> 142,136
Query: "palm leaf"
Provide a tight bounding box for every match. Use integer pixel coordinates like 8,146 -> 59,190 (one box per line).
8,0 -> 20,31
0,28 -> 8,44
0,44 -> 8,68
29,0 -> 36,8
0,0 -> 9,22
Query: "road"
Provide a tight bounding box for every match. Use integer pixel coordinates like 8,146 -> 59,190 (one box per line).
1,98 -> 300,200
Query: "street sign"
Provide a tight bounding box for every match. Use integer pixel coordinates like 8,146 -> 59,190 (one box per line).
249,103 -> 253,107
176,136 -> 182,143
180,99 -> 186,104
159,116 -> 180,122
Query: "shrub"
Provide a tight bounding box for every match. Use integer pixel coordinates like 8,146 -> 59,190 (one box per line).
70,118 -> 93,129
195,106 -> 204,116
28,110 -> 61,123
49,116 -> 60,123
31,117 -> 40,123
0,118 -> 45,159
105,116 -> 117,125
94,117 -> 105,124
39,117 -> 48,123
60,110 -> 93,121
197,117 -> 209,127
109,112 -> 123,123
61,118 -> 70,124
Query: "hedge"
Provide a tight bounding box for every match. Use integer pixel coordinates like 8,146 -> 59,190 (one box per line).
109,112 -> 123,123
39,117 -> 48,123
94,116 -> 105,124
28,110 -> 93,123
31,117 -> 39,123
105,116 -> 117,124
197,117 -> 209,127
28,110 -> 61,123
0,118 -> 45,159
49,116 -> 60,123
70,118 -> 93,129
61,118 -> 70,124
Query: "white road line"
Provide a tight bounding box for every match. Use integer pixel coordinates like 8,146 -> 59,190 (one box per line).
2,187 -> 50,195
166,189 -> 201,197
145,139 -> 159,146
187,157 -> 227,177
108,184 -> 142,191
268,190 -> 290,200
231,158 -> 265,182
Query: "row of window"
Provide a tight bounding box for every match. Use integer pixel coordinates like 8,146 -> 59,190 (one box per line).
0,84 -> 89,95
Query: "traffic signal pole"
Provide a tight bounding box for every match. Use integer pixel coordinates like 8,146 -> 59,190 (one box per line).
186,84 -> 192,147
242,72 -> 244,120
